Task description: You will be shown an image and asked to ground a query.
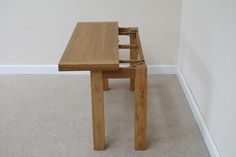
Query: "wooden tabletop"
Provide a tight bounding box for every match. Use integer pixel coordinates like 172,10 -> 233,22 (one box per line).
59,22 -> 119,71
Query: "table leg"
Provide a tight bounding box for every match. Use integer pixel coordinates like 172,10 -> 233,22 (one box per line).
134,64 -> 147,150
91,70 -> 105,150
130,33 -> 138,91
103,78 -> 109,90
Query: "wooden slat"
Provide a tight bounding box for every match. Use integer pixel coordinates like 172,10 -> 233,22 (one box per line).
128,62 -> 144,68
134,64 -> 147,150
119,44 -> 138,49
119,27 -> 138,32
119,60 -> 144,63
118,27 -> 138,35
59,22 -> 119,71
103,68 -> 134,79
119,32 -> 136,35
91,70 -> 106,150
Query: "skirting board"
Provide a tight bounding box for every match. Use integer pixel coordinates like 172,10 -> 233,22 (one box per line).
0,64 -> 220,156
0,65 -> 177,75
176,67 -> 221,157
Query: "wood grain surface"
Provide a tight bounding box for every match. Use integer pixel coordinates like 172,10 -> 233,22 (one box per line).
59,22 -> 119,71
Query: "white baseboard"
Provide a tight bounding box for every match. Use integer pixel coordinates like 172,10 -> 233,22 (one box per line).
0,64 -> 177,75
0,64 -> 220,156
147,65 -> 177,74
0,65 -> 88,75
176,67 -> 221,157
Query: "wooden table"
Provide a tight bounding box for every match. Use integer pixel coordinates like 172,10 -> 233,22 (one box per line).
58,22 -> 147,150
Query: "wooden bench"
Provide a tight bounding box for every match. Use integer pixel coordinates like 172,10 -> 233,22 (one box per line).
58,22 -> 147,150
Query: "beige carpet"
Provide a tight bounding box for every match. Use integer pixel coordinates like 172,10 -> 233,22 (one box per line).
0,75 -> 210,157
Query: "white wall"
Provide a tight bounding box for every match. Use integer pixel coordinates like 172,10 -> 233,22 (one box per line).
179,0 -> 236,156
0,0 -> 182,65
2,0 -> 236,156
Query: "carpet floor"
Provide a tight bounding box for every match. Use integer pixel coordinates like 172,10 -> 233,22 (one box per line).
0,75 -> 210,157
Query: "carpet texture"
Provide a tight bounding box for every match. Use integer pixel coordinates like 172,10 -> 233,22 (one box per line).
0,75 -> 210,157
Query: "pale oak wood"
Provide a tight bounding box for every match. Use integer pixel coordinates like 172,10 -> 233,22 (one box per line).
58,22 -> 148,150
119,44 -> 138,49
118,27 -> 138,35
103,78 -> 109,90
103,68 -> 135,79
119,60 -> 144,63
130,32 -> 138,90
136,32 -> 145,61
134,64 -> 147,150
91,70 -> 106,150
59,22 -> 119,71
118,27 -> 144,62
